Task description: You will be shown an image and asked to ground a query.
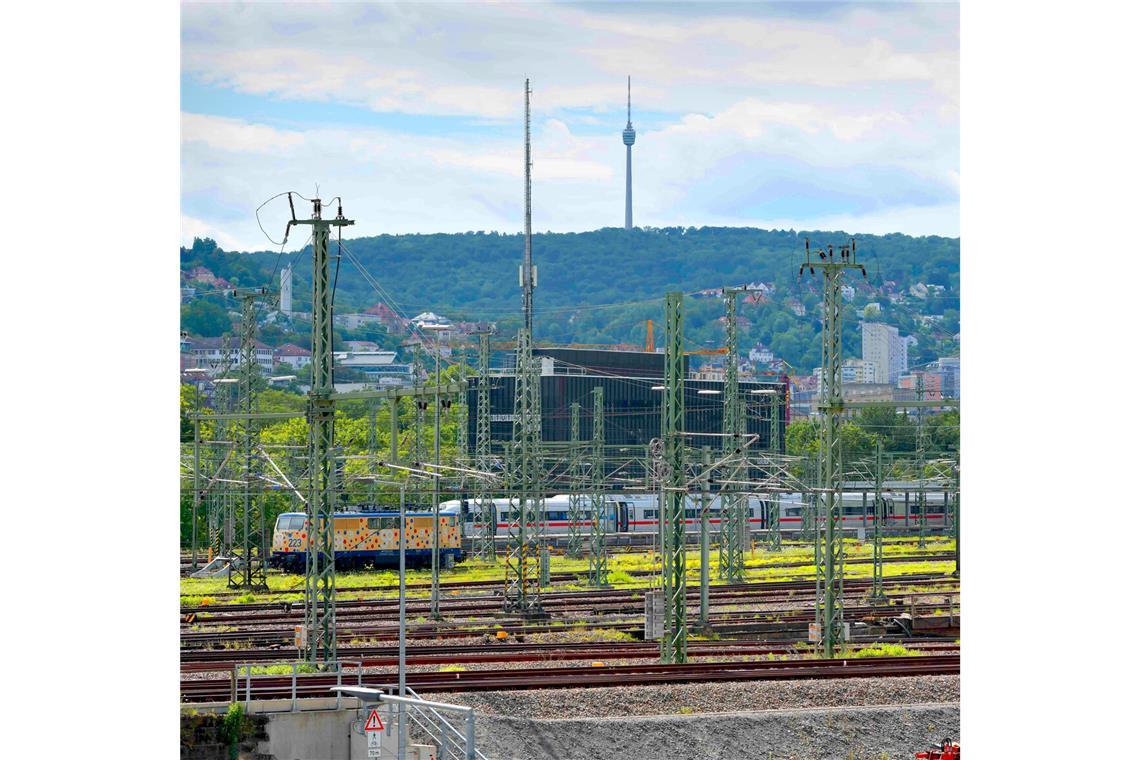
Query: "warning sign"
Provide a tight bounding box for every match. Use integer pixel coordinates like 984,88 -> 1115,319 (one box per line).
364,709 -> 385,732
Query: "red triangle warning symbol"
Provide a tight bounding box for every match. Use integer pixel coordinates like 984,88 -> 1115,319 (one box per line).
364,709 -> 385,731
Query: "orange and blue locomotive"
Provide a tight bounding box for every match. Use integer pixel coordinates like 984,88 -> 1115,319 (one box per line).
270,503 -> 464,570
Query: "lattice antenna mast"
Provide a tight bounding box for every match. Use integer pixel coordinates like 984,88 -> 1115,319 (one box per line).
800,237 -> 866,658
229,287 -> 270,591
292,196 -> 354,667
504,79 -> 544,615
522,78 -> 535,335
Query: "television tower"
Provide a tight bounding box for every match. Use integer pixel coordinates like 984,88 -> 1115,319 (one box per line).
622,75 -> 636,230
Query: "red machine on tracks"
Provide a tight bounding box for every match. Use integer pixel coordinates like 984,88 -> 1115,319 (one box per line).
915,738 -> 960,759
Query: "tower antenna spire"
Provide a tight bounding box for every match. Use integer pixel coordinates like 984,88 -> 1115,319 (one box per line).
622,75 -> 636,229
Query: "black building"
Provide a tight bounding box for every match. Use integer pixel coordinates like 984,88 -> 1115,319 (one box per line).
465,349 -> 788,480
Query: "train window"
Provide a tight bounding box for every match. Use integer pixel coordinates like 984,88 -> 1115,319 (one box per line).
786,507 -> 803,517
644,509 -> 657,519
446,516 -> 458,526
367,518 -> 382,530
379,517 -> 399,530
287,516 -> 305,530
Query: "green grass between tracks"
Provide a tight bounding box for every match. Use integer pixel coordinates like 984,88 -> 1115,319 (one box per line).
180,538 -> 956,607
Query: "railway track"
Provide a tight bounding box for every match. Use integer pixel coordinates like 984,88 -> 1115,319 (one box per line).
181,563 -> 956,611
181,638 -> 960,672
180,575 -> 957,649
181,653 -> 960,702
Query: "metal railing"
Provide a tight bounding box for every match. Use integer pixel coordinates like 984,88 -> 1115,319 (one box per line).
334,684 -> 486,760
231,660 -> 364,712
401,686 -> 486,760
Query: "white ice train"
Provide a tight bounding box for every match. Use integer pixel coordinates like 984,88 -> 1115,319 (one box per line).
445,490 -> 951,539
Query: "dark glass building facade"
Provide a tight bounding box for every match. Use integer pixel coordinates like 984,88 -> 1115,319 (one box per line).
465,349 -> 788,479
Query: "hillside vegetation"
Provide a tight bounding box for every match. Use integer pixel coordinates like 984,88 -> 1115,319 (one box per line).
180,226 -> 959,373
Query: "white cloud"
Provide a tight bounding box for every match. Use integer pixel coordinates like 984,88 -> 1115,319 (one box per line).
181,112 -> 305,154
181,213 -> 253,252
181,2 -> 958,119
179,2 -> 958,244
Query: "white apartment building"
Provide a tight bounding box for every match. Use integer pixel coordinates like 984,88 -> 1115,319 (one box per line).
183,337 -> 274,375
812,358 -> 878,388
861,322 -> 908,384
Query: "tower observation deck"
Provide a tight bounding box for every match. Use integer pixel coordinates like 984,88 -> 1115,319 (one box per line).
623,76 -> 635,230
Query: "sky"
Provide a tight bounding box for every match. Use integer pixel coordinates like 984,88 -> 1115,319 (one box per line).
180,1 -> 959,252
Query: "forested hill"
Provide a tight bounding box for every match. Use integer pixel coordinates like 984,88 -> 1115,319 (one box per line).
180,226 -> 959,373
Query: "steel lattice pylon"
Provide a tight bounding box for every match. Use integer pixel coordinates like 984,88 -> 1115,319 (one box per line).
473,331 -> 496,561
588,387 -> 609,587
504,328 -> 542,613
503,79 -> 543,616
455,348 -> 468,463
868,440 -> 888,602
660,291 -> 687,664
718,288 -> 746,583
802,238 -> 864,658
916,374 -> 928,548
566,402 -> 584,558
295,198 -> 354,668
952,460 -> 960,578
208,443 -> 225,558
229,289 -> 269,591
367,403 -> 378,503
766,391 -> 784,552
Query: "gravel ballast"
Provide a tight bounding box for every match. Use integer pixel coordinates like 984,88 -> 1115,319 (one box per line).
469,702 -> 959,760
420,676 -> 960,760
425,675 -> 959,719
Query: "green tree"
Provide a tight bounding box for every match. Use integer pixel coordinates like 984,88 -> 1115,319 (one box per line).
181,300 -> 231,336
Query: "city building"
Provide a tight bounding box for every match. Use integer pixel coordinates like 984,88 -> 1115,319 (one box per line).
364,302 -> 410,333
183,336 -> 274,375
466,348 -> 786,482
410,311 -> 453,332
273,343 -> 312,370
899,371 -> 943,400
862,322 -> 909,384
334,350 -> 414,387
935,356 -> 961,399
333,313 -> 385,330
812,358 -> 879,387
749,343 -> 774,366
